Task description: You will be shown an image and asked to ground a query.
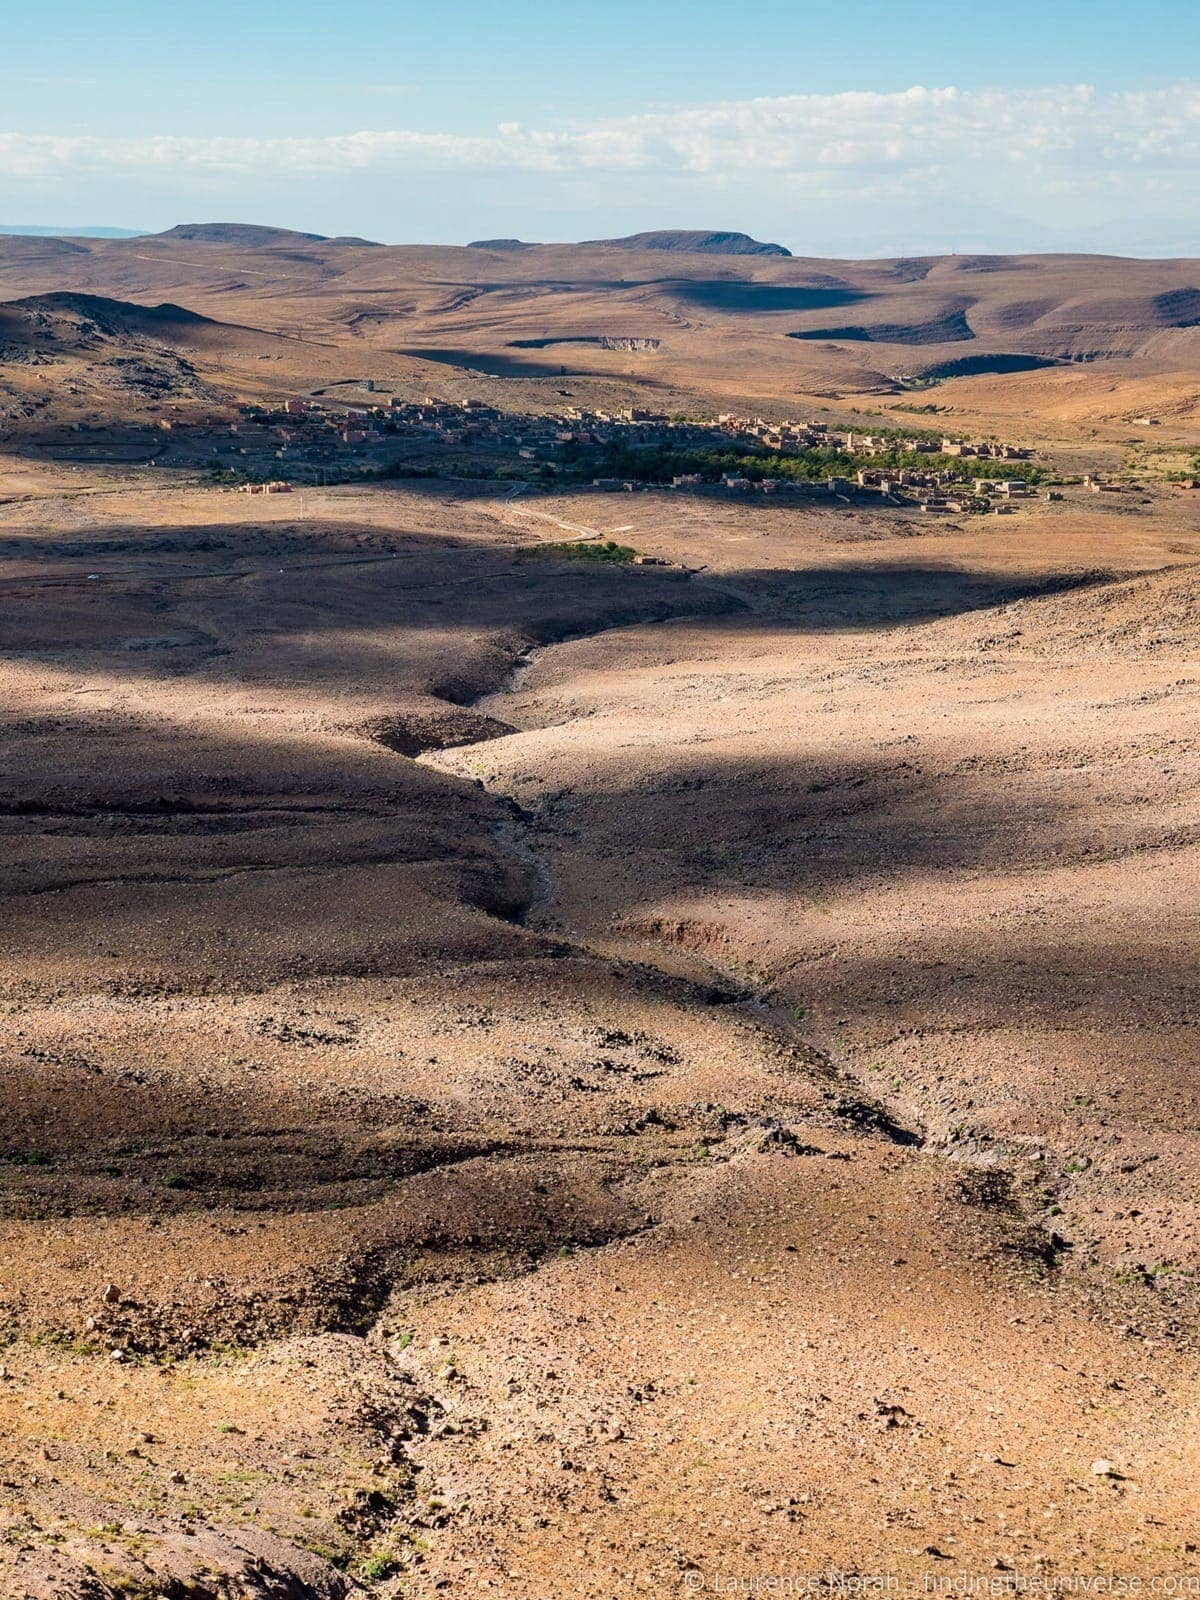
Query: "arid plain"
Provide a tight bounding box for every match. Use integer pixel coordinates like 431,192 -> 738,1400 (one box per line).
2,227 -> 1200,1597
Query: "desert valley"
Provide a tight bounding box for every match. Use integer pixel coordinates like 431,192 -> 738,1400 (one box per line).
2,222 -> 1200,1597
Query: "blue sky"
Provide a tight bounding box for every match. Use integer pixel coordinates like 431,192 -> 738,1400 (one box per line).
5,0 -> 1200,253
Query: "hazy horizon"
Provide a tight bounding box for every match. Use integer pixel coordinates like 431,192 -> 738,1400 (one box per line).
5,0 -> 1200,257
7,221 -> 1200,263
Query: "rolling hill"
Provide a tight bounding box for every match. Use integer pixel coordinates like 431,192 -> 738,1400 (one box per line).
1,228 -> 1199,431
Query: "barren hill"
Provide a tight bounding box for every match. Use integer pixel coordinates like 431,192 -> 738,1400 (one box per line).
1,232 -> 1198,422
0,290 -> 343,439
5,290 -> 214,335
580,228 -> 792,255
155,221 -> 340,246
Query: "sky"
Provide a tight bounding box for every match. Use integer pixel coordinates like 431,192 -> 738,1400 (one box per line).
5,0 -> 1200,255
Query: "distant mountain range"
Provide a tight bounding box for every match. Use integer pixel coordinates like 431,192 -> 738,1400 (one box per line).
0,225 -> 146,239
583,230 -> 792,256
0,223 -> 791,255
152,224 -> 789,255
3,222 -> 1196,399
469,229 -> 792,257
155,223 -> 380,247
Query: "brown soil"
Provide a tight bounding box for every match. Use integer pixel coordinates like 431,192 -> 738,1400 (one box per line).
2,240 -> 1200,1598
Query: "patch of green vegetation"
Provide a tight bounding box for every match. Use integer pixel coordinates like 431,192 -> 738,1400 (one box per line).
1123,443 -> 1200,483
77,1573 -> 158,1600
373,455 -> 572,488
203,1343 -> 254,1366
1148,1259 -> 1189,1279
558,438 -> 1044,488
1115,1268 -> 1149,1287
525,538 -> 638,564
359,1548 -> 401,1582
298,1533 -> 355,1568
19,1328 -> 100,1357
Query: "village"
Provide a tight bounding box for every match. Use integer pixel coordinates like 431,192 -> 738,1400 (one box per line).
30,383 -> 1158,516
194,390 -> 1060,514
18,378 -> 1170,514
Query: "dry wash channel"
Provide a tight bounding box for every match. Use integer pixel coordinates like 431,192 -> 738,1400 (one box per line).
0,474 -> 1198,1596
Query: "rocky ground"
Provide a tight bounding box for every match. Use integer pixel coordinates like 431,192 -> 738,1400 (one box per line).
1,462 -> 1200,1596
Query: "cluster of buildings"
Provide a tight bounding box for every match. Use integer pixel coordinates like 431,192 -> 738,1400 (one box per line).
262,395 -> 1029,466
619,468 -> 1035,515
851,465 -> 1037,512
711,414 -> 1031,460
147,387 -> 1045,514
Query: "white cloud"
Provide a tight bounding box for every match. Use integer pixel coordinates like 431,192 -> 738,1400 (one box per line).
3,84 -> 1200,188
4,85 -> 1200,254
